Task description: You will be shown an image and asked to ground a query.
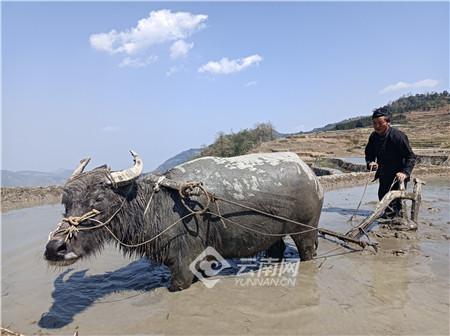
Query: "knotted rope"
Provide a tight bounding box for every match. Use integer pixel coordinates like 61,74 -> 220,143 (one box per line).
63,209 -> 101,226
51,199 -> 126,241
178,181 -> 211,215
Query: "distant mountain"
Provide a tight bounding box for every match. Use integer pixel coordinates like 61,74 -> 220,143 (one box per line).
2,148 -> 203,187
1,169 -> 72,187
307,91 -> 450,133
309,115 -> 368,133
273,130 -> 295,138
153,148 -> 202,173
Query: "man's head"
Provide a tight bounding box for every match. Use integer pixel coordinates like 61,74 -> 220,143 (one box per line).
372,107 -> 391,136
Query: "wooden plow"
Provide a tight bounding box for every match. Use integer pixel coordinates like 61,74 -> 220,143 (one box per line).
345,177 -> 426,239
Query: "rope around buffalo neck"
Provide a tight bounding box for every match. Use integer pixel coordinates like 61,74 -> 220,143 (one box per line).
144,176 -> 166,216
51,179 -> 193,247
96,213 -> 194,248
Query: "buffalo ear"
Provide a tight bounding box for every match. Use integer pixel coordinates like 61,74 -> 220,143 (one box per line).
93,164 -> 108,170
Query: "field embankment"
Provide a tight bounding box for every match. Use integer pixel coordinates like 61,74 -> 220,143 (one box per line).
1,186 -> 62,213
318,166 -> 449,191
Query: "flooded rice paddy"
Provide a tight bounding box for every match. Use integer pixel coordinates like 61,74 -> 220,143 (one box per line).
2,177 -> 449,335
336,157 -> 366,165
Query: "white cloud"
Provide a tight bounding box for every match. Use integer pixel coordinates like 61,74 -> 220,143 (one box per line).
198,54 -> 263,75
119,55 -> 158,68
89,9 -> 207,55
103,126 -> 119,132
379,79 -> 439,94
245,81 -> 257,87
170,40 -> 194,59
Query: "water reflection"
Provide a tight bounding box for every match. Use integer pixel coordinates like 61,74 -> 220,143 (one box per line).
38,259 -> 170,328
39,247 -> 303,329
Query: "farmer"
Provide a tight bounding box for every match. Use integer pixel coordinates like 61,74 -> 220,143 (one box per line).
365,107 -> 416,219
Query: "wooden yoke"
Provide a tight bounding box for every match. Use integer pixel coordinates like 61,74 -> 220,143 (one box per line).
346,177 -> 426,239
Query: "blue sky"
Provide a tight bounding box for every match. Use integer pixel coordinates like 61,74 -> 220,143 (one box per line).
2,2 -> 449,172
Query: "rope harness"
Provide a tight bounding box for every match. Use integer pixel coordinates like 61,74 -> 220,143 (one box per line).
51,177 -> 378,250
348,164 -> 375,223
50,199 -> 127,242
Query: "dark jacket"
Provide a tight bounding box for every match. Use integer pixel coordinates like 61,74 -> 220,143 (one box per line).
365,127 -> 416,180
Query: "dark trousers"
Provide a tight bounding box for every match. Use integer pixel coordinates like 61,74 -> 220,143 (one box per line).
378,175 -> 407,216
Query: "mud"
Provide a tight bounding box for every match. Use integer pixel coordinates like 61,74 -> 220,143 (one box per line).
1,177 -> 449,335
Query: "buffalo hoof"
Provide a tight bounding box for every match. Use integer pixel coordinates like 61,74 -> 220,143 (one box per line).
298,243 -> 315,261
168,281 -> 192,292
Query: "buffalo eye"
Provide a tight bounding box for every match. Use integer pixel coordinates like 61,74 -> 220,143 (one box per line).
95,195 -> 105,203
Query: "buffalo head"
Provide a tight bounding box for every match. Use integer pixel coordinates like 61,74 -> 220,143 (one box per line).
44,151 -> 143,266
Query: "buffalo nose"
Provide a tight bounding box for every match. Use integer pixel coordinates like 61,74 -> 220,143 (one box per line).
44,239 -> 67,260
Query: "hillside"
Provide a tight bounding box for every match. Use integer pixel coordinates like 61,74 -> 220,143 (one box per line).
310,91 -> 449,132
252,105 -> 450,164
154,148 -> 202,173
200,122 -> 277,158
153,102 -> 449,173
1,169 -> 72,187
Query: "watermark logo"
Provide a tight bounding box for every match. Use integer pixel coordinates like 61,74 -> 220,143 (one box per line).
190,247 -> 301,289
189,246 -> 232,288
235,257 -> 300,287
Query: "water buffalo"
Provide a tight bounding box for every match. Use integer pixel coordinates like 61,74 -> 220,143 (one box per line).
44,151 -> 323,291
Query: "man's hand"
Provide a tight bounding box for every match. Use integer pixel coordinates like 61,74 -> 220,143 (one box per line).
396,172 -> 407,182
368,162 -> 378,171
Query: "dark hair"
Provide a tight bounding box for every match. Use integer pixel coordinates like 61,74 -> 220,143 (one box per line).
372,107 -> 391,122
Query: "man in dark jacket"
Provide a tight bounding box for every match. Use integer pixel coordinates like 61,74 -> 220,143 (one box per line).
365,107 -> 416,218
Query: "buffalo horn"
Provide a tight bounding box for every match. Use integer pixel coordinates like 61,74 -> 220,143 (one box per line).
70,158 -> 91,179
110,150 -> 143,185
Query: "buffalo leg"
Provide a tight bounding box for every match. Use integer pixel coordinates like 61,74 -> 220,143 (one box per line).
266,239 -> 286,261
166,257 -> 195,292
291,231 -> 317,261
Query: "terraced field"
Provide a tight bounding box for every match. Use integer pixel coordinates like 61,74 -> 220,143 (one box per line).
253,106 -> 450,164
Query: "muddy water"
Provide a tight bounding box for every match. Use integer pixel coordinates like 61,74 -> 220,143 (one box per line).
2,177 -> 449,335
337,156 -> 366,165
